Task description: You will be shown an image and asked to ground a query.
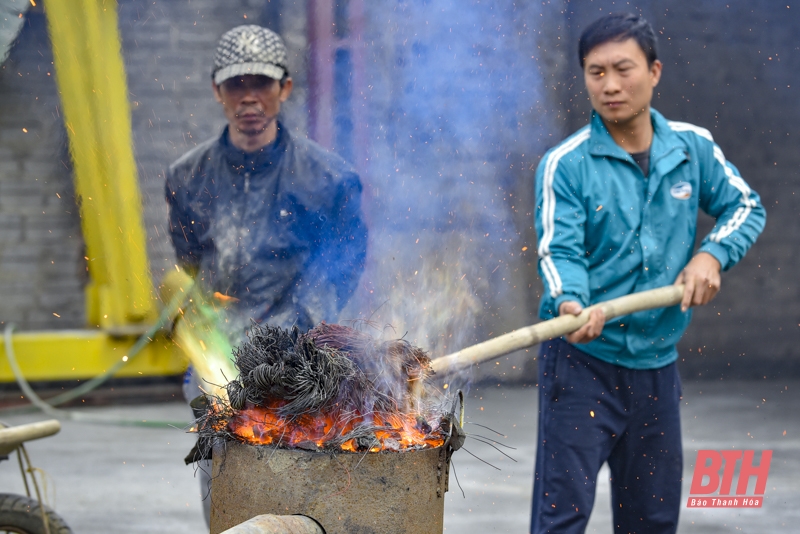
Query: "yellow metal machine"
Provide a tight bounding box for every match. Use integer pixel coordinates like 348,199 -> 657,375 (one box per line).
0,0 -> 186,384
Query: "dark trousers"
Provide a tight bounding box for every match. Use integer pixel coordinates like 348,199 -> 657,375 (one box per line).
531,338 -> 683,534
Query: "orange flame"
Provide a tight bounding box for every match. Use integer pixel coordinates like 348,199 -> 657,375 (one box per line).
225,400 -> 445,452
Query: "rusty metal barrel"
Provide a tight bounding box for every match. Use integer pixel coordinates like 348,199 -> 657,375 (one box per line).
209,441 -> 451,534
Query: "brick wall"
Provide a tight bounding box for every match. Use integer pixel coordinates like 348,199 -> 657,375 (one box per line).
0,7 -> 85,331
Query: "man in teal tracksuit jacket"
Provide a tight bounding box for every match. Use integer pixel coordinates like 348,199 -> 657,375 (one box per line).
531,13 -> 765,534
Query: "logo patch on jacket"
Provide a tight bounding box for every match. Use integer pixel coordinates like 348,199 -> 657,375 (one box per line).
670,182 -> 692,200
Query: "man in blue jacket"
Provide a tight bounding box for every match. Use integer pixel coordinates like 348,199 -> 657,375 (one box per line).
532,13 -> 765,534
166,25 -> 367,525
166,25 -> 367,335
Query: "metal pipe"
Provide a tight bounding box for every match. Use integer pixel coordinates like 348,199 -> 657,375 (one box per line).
430,284 -> 685,375
307,0 -> 335,149
0,420 -> 61,450
220,514 -> 323,534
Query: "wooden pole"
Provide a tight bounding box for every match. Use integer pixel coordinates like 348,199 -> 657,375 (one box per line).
430,285 -> 685,375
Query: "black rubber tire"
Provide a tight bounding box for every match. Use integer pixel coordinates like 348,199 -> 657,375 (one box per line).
0,493 -> 72,534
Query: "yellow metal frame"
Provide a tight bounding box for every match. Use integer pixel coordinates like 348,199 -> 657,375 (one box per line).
0,1 -> 188,384
45,0 -> 155,328
0,331 -> 187,383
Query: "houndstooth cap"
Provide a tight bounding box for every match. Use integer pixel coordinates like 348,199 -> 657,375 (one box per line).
212,25 -> 288,85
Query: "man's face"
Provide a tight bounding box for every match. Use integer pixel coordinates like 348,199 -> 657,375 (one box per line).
583,38 -> 662,126
213,74 -> 293,137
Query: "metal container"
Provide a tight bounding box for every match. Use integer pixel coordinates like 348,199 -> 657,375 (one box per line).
209,441 -> 451,534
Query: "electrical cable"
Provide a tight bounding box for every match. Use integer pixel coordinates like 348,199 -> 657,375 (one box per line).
1,291 -> 191,428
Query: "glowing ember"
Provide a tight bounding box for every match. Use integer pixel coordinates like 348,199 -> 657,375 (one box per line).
225,400 -> 445,452
194,322 -> 450,454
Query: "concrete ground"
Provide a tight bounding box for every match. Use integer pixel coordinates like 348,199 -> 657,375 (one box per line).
0,379 -> 798,533
444,379 -> 800,534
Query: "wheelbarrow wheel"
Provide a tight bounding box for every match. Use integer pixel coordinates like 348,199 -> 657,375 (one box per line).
0,493 -> 72,534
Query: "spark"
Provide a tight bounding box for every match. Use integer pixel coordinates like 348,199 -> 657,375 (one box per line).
53,313 -> 60,317
122,356 -> 128,362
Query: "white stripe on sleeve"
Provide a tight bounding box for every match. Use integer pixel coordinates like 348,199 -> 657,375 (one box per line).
709,146 -> 757,242
667,121 -> 714,142
538,128 -> 590,298
668,121 -> 757,244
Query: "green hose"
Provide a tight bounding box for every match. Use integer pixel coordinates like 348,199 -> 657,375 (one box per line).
1,292 -> 191,428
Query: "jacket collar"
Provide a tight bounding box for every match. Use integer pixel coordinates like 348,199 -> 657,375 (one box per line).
587,109 -> 689,195
217,122 -> 288,173
588,109 -> 687,162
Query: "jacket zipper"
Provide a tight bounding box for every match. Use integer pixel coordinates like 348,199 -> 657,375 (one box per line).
234,172 -> 251,291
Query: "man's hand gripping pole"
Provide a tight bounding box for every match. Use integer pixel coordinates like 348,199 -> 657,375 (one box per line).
430,284 -> 685,375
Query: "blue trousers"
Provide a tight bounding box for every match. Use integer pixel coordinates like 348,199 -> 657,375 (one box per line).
531,338 -> 683,534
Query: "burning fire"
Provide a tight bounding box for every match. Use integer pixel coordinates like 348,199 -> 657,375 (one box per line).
225,400 -> 445,452
189,321 -> 451,454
